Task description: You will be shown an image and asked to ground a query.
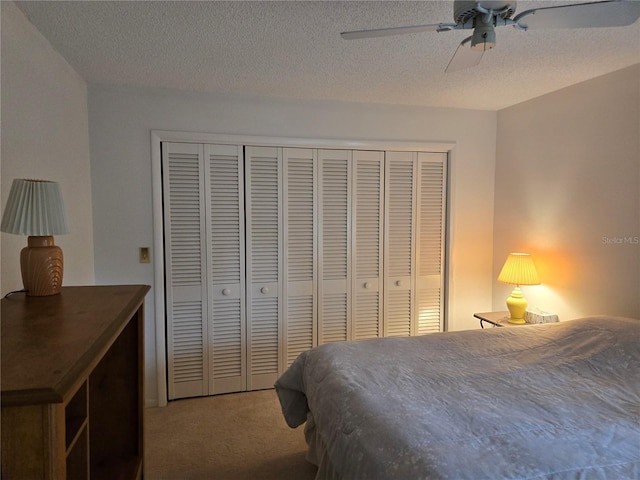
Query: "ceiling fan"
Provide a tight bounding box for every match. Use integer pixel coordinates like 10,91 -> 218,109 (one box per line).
341,1 -> 640,72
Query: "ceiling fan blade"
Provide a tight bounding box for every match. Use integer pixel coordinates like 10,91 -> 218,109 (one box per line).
341,22 -> 454,40
515,0 -> 640,30
445,37 -> 484,73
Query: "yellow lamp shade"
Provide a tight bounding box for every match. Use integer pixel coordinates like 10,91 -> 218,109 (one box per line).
498,253 -> 540,286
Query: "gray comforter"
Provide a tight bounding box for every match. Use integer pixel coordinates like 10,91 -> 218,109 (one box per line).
275,316 -> 640,479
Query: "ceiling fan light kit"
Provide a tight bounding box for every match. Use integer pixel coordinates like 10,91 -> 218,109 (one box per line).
341,0 -> 640,72
470,16 -> 497,51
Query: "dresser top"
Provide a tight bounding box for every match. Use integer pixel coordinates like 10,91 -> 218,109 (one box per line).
1,285 -> 150,406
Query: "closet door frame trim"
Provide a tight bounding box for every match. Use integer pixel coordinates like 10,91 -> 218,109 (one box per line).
151,130 -> 454,406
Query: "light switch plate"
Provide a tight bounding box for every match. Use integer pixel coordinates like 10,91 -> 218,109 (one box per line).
139,247 -> 150,263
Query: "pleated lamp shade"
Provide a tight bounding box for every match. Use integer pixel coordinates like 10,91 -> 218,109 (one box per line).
1,179 -> 69,235
497,253 -> 540,286
1,179 -> 69,296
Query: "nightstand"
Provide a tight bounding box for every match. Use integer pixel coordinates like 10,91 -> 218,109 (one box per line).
474,311 -> 528,328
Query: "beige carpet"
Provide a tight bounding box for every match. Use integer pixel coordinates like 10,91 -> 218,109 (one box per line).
144,389 -> 318,480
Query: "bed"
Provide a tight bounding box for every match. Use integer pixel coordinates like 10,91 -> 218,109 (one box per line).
275,316 -> 640,479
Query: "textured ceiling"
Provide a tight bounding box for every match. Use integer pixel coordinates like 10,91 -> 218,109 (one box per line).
14,0 -> 640,111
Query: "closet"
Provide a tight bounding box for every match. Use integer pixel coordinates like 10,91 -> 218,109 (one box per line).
162,142 -> 446,400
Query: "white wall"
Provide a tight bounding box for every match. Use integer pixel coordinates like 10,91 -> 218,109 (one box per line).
88,85 -> 497,405
1,2 -> 95,294
494,65 -> 640,321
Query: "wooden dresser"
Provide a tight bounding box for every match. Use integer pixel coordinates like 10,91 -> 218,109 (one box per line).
1,285 -> 150,480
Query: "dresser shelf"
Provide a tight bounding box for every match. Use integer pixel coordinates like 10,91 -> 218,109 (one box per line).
1,285 -> 150,480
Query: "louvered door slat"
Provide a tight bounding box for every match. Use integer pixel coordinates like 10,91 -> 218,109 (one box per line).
250,296 -> 279,374
206,144 -> 246,394
163,142 -> 208,400
352,150 -> 384,340
245,146 -> 282,390
212,299 -> 242,376
416,153 -> 447,334
322,293 -> 348,343
171,301 -> 205,382
384,152 -> 416,337
386,290 -> 412,337
355,293 -> 380,338
282,148 -> 316,369
318,150 -> 351,344
286,296 -> 314,364
388,161 -> 414,277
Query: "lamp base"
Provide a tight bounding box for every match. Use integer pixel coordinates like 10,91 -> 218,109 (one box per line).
507,317 -> 527,325
20,236 -> 64,296
505,286 -> 527,324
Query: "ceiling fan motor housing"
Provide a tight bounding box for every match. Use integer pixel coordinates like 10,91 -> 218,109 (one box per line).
453,1 -> 516,24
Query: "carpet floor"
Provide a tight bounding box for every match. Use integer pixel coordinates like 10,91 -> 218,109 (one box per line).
144,389 -> 318,480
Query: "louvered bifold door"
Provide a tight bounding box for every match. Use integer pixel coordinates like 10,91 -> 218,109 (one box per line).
163,142 -> 209,400
352,150 -> 384,340
318,149 -> 352,344
416,153 -> 447,334
384,151 -> 417,337
245,146 -> 283,390
282,148 -> 317,370
204,144 -> 246,394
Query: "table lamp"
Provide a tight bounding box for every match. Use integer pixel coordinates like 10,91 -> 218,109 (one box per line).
497,252 -> 540,324
1,179 -> 69,296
